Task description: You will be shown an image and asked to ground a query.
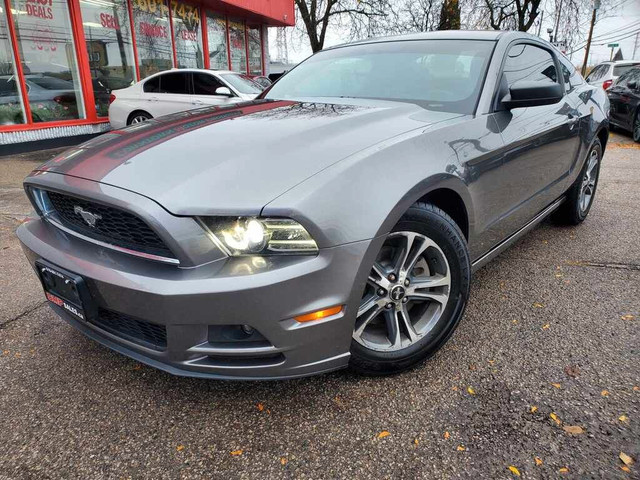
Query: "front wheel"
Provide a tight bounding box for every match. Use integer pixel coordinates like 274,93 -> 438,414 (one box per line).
349,203 -> 470,376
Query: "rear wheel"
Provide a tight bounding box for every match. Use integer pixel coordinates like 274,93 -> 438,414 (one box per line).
349,203 -> 470,376
553,139 -> 602,225
127,111 -> 152,125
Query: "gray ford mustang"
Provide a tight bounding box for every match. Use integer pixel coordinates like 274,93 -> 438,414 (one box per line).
17,31 -> 609,379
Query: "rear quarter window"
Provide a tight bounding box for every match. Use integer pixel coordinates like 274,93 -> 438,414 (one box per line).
143,77 -> 160,93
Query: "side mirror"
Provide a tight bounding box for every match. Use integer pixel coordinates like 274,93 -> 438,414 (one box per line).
215,86 -> 232,97
628,80 -> 638,90
501,81 -> 564,109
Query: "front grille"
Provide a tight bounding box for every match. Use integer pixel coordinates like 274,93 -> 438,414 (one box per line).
45,191 -> 174,259
91,308 -> 167,350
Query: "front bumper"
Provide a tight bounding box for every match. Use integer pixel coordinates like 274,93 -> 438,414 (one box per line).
17,217 -> 376,380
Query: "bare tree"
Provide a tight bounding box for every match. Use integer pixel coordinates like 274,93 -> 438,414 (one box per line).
483,0 -> 542,32
294,0 -> 390,52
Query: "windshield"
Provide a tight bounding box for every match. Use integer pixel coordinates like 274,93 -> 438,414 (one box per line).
265,40 -> 495,113
220,73 -> 262,94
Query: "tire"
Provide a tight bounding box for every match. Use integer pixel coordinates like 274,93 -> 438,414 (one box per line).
127,111 -> 153,125
349,202 -> 471,376
553,139 -> 602,225
633,110 -> 640,143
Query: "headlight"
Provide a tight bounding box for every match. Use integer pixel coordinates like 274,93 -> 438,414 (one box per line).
198,217 -> 318,256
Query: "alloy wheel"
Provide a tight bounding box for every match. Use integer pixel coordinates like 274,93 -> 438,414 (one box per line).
131,115 -> 150,124
354,231 -> 451,352
634,114 -> 640,142
579,148 -> 599,213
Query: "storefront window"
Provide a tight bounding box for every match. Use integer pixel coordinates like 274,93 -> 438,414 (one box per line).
131,0 -> 173,78
171,0 -> 202,68
205,11 -> 227,70
79,0 -> 136,117
228,19 -> 246,73
9,0 -> 85,122
0,6 -> 26,125
247,25 -> 262,75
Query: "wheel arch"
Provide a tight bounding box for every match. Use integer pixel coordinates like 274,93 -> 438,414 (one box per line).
596,125 -> 609,152
374,175 -> 474,243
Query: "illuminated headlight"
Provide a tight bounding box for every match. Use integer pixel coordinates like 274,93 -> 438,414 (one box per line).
198,217 -> 318,256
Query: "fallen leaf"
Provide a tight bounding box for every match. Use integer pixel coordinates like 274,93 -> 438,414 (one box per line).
555,273 -> 564,278
634,386 -> 640,392
257,403 -> 264,412
619,415 -> 629,423
564,365 -> 580,378
551,383 -> 562,389
488,360 -> 496,365
1,350 -> 8,356
377,431 -> 390,439
176,445 -> 185,452
457,445 -> 466,451
468,364 -> 477,371
451,386 -> 458,391
550,413 -> 561,425
621,465 -> 631,473
132,364 -> 141,370
563,425 -> 585,435
559,467 -> 569,473
533,302 -> 544,308
620,452 -> 635,466
530,406 -> 538,413
280,457 -> 287,466
512,319 -> 518,324
14,352 -> 21,358
508,465 -> 521,476
230,450 -> 243,456
602,390 -> 610,397
444,431 -> 450,440
542,323 -> 550,330
413,438 -> 419,445
534,457 -> 543,466
467,386 -> 476,395
621,314 -> 635,321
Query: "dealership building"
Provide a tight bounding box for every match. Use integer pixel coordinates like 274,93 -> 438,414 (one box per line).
0,0 -> 293,144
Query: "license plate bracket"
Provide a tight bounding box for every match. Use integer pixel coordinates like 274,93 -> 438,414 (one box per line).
35,260 -> 97,321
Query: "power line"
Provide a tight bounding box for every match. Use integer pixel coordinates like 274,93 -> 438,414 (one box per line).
571,24 -> 640,53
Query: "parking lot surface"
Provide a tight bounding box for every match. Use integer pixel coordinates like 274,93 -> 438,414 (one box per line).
0,134 -> 638,479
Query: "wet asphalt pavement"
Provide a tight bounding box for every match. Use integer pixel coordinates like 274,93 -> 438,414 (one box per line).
0,134 -> 638,479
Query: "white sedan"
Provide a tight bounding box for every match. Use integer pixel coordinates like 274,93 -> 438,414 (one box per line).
108,69 -> 262,128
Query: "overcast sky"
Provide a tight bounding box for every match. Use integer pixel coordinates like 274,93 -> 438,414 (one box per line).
268,0 -> 640,68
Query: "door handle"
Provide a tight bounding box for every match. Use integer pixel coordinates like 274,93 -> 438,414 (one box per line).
149,96 -> 159,102
567,114 -> 580,128
192,99 -> 204,105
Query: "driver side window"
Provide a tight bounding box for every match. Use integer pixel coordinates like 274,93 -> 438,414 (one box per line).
503,44 -> 559,88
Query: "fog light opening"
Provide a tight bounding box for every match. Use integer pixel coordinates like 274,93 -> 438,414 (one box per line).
295,305 -> 344,323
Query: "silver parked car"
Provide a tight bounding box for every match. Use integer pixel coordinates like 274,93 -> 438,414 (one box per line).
108,69 -> 262,128
585,60 -> 640,91
18,31 -> 609,379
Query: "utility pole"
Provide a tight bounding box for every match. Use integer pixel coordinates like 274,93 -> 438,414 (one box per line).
537,10 -> 544,37
554,0 -> 564,44
582,0 -> 599,76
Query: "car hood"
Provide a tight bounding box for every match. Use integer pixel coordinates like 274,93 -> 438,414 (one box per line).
38,99 -> 462,215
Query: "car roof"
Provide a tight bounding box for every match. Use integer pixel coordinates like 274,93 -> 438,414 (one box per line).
598,61 -> 640,66
326,30 -> 534,50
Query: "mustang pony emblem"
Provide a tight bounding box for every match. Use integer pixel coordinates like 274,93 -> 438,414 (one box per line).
74,206 -> 102,228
